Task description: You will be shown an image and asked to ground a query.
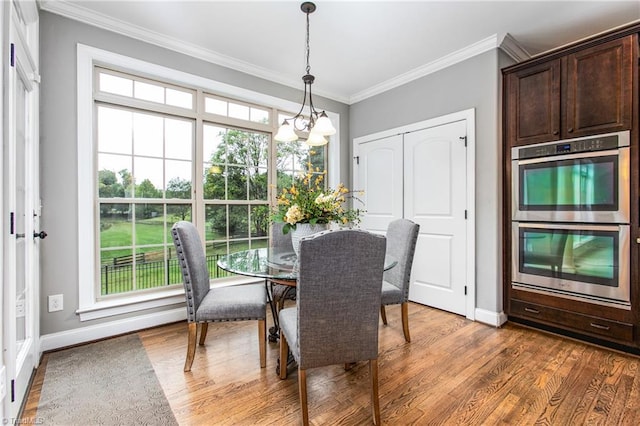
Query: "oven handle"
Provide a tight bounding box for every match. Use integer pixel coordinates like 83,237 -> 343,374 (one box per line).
516,222 -> 627,232
514,148 -> 624,166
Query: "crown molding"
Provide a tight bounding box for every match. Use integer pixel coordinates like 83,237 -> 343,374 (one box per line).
349,34 -> 508,104
40,1 -> 528,106
39,0 -> 349,104
498,32 -> 532,63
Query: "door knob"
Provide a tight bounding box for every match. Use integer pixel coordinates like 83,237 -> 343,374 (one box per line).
34,231 -> 48,239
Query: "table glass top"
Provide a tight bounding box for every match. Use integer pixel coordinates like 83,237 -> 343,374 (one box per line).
217,247 -> 397,280
218,247 -> 298,280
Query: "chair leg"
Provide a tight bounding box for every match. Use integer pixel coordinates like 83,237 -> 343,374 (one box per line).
258,319 -> 266,368
370,359 -> 381,426
380,305 -> 388,325
198,322 -> 208,345
184,322 -> 197,372
401,302 -> 411,343
279,333 -> 289,379
299,368 -> 309,426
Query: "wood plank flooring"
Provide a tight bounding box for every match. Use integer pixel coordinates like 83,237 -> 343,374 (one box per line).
21,303 -> 640,425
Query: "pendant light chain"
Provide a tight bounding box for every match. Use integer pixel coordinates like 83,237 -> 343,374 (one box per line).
305,10 -> 311,75
273,2 -> 336,145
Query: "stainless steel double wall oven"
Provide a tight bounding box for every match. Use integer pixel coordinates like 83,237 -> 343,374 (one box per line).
511,131 -> 631,307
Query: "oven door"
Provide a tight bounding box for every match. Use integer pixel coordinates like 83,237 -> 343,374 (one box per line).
512,148 -> 630,223
512,222 -> 630,306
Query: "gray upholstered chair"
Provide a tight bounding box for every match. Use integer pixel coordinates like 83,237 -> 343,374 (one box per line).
380,218 -> 420,343
171,221 -> 267,372
278,229 -> 387,425
269,222 -> 296,312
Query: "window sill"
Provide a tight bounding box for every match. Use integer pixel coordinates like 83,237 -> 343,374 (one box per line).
76,276 -> 262,321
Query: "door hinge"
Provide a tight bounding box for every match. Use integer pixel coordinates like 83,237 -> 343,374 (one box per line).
464,286 -> 467,295
353,156 -> 360,165
10,43 -> 15,67
11,379 -> 15,402
10,212 -> 14,234
459,135 -> 467,147
464,210 -> 467,219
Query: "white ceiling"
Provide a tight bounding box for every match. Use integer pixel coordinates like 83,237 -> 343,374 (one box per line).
40,1 -> 640,104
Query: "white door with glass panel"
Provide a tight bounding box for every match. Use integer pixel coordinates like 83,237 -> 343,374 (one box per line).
2,1 -> 40,419
354,118 -> 469,317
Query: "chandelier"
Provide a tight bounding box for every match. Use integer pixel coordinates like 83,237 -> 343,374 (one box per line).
274,1 -> 336,146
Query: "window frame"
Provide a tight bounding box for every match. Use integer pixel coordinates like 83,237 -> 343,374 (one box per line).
77,44 -> 340,321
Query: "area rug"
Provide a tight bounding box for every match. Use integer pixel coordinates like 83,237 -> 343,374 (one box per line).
36,334 -> 177,426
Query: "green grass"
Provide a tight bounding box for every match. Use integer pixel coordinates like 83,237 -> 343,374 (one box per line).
99,217 -> 269,295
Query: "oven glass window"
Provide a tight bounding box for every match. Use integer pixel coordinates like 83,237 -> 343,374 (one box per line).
519,156 -> 617,211
519,228 -> 618,287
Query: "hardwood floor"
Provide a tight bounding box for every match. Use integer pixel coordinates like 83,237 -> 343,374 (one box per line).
21,303 -> 640,425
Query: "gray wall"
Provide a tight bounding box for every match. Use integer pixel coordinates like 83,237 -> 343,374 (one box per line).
350,49 -> 513,316
39,11 -> 349,335
40,10 -> 516,334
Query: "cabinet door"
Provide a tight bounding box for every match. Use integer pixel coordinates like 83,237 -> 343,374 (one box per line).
564,35 -> 634,138
506,59 -> 561,146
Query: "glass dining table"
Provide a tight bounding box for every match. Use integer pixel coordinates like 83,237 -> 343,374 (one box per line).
217,246 -> 398,286
217,246 -> 397,374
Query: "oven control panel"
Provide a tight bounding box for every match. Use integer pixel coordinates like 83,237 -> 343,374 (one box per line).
515,132 -> 628,160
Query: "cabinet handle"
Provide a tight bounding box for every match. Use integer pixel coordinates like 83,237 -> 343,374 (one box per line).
553,130 -> 559,135
590,323 -> 610,331
524,307 -> 540,314
568,127 -> 574,133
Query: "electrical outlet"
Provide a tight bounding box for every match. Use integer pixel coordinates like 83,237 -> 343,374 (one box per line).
48,294 -> 63,312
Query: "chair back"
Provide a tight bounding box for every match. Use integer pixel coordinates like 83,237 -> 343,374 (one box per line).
384,219 -> 420,300
172,221 -> 210,322
270,222 -> 294,252
296,229 -> 386,369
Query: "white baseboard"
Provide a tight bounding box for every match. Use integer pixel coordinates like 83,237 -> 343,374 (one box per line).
39,308 -> 186,352
474,308 -> 507,327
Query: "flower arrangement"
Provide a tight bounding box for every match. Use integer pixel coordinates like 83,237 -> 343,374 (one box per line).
271,168 -> 364,234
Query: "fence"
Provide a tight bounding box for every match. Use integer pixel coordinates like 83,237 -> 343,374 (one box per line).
101,254 -> 231,295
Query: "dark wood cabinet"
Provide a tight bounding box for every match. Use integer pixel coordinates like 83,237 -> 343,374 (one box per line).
506,60 -> 560,145
506,34 -> 635,147
564,36 -> 634,138
502,24 -> 639,351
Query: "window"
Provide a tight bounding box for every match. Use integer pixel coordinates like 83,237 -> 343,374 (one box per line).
97,104 -> 194,295
78,45 -> 340,319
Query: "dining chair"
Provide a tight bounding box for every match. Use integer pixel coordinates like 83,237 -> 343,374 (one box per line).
269,222 -> 296,312
278,229 -> 387,425
380,218 -> 420,343
171,221 -> 267,372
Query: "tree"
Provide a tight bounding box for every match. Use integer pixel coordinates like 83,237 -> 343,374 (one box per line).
202,128 -> 319,238
166,177 -> 192,221
98,169 -> 124,198
166,177 -> 191,199
135,179 -> 162,219
119,169 -> 133,197
204,129 -> 270,236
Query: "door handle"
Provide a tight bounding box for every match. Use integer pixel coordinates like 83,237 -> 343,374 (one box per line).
34,231 -> 48,239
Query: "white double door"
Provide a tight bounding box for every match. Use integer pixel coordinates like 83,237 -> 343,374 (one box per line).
354,115 -> 472,317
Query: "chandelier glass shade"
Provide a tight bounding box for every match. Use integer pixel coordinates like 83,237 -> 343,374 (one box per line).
274,2 -> 336,146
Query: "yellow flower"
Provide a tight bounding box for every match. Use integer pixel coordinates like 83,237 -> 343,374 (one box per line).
284,205 -> 304,225
270,168 -> 365,233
